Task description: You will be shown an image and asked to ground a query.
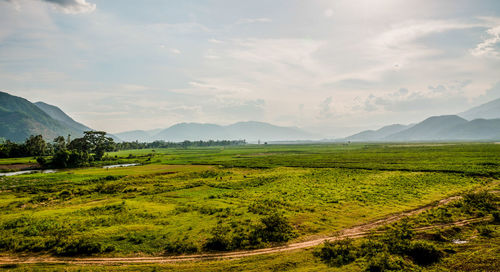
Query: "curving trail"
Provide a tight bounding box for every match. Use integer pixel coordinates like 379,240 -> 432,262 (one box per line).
0,194 -> 486,265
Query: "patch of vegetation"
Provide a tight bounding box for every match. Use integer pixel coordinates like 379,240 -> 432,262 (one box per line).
0,143 -> 497,262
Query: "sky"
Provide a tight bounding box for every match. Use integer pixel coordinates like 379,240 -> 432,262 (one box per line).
1,0 -> 500,137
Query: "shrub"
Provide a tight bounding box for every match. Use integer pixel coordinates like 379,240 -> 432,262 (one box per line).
164,239 -> 198,254
203,224 -> 232,251
251,212 -> 297,243
366,252 -> 408,272
359,238 -> 387,257
51,150 -> 92,168
492,211 -> 500,223
405,240 -> 443,266
381,219 -> 415,254
462,191 -> 497,214
55,237 -> 112,256
477,225 -> 494,237
36,156 -> 47,166
314,239 -> 357,267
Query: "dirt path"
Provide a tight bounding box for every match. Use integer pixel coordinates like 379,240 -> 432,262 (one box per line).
0,194 -> 486,265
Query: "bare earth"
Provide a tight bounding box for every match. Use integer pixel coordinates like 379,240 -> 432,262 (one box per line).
0,194 -> 486,265
0,163 -> 38,171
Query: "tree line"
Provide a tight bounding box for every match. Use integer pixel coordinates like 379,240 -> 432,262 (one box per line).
0,133 -> 246,167
115,139 -> 246,150
0,131 -> 116,168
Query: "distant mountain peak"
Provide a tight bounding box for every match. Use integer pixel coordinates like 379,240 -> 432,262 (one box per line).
459,97 -> 500,120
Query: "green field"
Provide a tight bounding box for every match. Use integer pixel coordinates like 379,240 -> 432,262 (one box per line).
0,143 -> 498,271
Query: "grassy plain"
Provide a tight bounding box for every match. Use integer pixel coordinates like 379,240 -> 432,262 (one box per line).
0,143 -> 498,271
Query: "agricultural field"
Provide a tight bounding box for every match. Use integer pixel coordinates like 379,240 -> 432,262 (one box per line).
0,143 -> 498,271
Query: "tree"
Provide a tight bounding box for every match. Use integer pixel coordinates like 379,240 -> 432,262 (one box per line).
251,212 -> 297,243
82,131 -> 115,160
67,131 -> 115,161
53,136 -> 67,152
24,135 -> 47,156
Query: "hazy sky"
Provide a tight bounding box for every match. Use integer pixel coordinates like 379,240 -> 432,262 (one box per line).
1,0 -> 500,136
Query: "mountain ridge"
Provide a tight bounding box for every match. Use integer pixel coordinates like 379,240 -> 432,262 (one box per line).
0,92 -> 77,142
459,97 -> 500,120
117,121 -> 316,142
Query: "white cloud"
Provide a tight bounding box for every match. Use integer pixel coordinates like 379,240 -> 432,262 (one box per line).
471,25 -> 500,58
236,17 -> 272,24
208,38 -> 223,44
170,48 -> 181,54
10,0 -> 97,14
46,0 -> 95,14
360,83 -> 470,114
318,97 -> 334,119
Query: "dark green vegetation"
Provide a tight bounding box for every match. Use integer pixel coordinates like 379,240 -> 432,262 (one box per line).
313,190 -> 499,271
0,143 -> 498,271
0,131 -> 115,169
4,189 -> 499,271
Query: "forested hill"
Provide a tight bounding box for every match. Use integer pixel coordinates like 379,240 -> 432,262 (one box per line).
0,92 -> 89,142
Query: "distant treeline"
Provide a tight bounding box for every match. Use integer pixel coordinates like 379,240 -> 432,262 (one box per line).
0,132 -> 115,168
115,140 -> 246,150
0,134 -> 246,160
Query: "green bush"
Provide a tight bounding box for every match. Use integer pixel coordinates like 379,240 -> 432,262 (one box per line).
405,240 -> 443,266
55,237 -> 113,256
314,239 -> 357,267
366,252 -> 409,272
477,225 -> 494,237
359,238 -> 387,257
251,212 -> 297,243
164,239 -> 198,254
492,211 -> 500,223
203,224 -> 232,251
381,219 -> 415,254
462,191 -> 497,214
51,150 -> 92,168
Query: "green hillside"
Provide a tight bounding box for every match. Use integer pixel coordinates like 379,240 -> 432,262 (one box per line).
0,92 -> 84,142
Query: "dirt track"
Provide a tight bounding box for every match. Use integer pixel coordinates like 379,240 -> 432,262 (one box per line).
0,194 -> 486,265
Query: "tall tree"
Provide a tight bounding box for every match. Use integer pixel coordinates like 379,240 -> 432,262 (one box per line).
24,135 -> 47,156
81,131 -> 115,160
53,136 -> 67,152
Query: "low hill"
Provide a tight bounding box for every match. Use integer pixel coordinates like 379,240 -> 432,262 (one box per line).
225,121 -> 313,141
114,130 -> 153,142
385,115 -> 468,141
445,118 -> 500,140
346,124 -> 409,141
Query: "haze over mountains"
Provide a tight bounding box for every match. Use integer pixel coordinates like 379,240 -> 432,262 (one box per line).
459,98 -> 500,120
345,97 -> 500,142
1,91 -> 500,143
115,122 -> 315,142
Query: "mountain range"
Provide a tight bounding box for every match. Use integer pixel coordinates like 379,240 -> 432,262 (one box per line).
115,121 -> 316,142
345,98 -> 500,142
0,91 -> 315,143
1,91 -> 500,143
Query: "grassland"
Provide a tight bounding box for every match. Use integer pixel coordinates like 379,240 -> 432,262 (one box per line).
0,143 -> 498,271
